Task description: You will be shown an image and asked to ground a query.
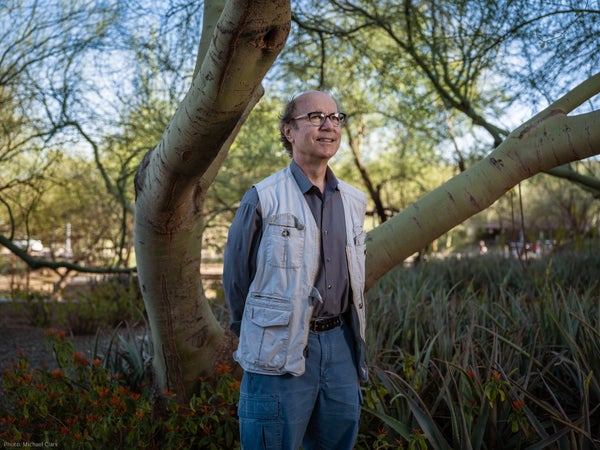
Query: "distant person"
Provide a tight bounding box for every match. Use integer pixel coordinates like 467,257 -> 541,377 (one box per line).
223,90 -> 368,449
479,240 -> 488,255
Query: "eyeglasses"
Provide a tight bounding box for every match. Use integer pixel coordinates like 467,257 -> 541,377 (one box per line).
291,111 -> 346,127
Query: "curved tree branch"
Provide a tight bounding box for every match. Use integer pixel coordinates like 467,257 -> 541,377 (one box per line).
365,72 -> 600,290
0,234 -> 133,274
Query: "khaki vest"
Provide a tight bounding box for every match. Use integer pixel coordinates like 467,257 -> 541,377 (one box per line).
233,167 -> 368,381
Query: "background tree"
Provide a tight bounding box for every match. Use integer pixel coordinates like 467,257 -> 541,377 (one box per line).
365,76 -> 600,284
0,0 -> 195,274
287,0 -> 600,192
0,0 -> 129,273
133,0 -> 292,399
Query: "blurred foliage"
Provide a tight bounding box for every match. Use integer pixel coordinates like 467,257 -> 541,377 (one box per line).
60,275 -> 145,335
6,274 -> 145,335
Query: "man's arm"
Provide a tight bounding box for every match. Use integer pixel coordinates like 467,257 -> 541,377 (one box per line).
222,188 -> 262,336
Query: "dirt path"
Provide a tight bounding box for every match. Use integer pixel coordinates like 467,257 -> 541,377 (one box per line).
0,302 -> 128,373
0,268 -> 222,374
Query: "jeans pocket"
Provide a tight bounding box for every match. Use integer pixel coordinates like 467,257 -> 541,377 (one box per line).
238,393 -> 282,449
238,393 -> 279,420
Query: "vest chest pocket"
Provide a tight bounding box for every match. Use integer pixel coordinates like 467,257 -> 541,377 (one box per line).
265,213 -> 305,269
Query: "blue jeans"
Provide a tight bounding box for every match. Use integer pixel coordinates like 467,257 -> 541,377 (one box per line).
237,320 -> 361,450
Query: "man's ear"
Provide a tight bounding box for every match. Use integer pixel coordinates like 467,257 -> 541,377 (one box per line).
282,123 -> 294,143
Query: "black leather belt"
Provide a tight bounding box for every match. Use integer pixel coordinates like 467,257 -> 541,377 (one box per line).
310,316 -> 341,332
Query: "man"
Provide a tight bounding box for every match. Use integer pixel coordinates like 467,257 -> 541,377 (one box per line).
223,91 -> 367,449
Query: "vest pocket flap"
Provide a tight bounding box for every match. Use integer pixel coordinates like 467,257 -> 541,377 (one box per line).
268,213 -> 305,230
249,306 -> 291,328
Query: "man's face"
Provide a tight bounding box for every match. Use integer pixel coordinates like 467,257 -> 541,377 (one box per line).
283,92 -> 342,165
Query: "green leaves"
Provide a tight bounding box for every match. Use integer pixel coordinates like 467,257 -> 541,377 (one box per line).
0,329 -> 241,449
361,247 -> 600,448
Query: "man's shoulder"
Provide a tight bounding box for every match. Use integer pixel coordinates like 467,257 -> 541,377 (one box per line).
239,186 -> 260,208
255,166 -> 292,191
337,179 -> 366,203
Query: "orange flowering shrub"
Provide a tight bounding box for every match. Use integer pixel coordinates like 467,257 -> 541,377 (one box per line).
0,329 -> 240,449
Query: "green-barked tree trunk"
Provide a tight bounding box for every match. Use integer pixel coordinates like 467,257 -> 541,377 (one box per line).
133,0 -> 291,401
365,74 -> 600,289
134,0 -> 600,401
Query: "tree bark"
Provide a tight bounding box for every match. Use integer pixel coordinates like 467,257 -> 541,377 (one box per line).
133,0 -> 290,400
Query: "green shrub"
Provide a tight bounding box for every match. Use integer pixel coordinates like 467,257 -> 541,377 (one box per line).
362,247 -> 600,449
0,329 -> 240,449
9,289 -> 54,328
60,275 -> 145,335
6,275 -> 145,335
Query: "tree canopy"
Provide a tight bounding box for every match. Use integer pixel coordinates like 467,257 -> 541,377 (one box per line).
2,0 -> 599,268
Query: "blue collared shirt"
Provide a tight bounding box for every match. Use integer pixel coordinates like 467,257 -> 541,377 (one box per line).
223,161 -> 350,336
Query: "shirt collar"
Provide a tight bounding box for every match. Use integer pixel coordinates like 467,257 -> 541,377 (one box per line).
290,160 -> 339,195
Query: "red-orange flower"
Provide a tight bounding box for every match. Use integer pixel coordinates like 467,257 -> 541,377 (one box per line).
511,399 -> 525,412
217,364 -> 231,374
18,373 -> 34,385
45,328 -> 67,339
97,387 -> 111,399
86,414 -> 102,424
72,351 -> 89,366
110,394 -> 125,408
1,416 -> 17,425
65,416 -> 78,426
